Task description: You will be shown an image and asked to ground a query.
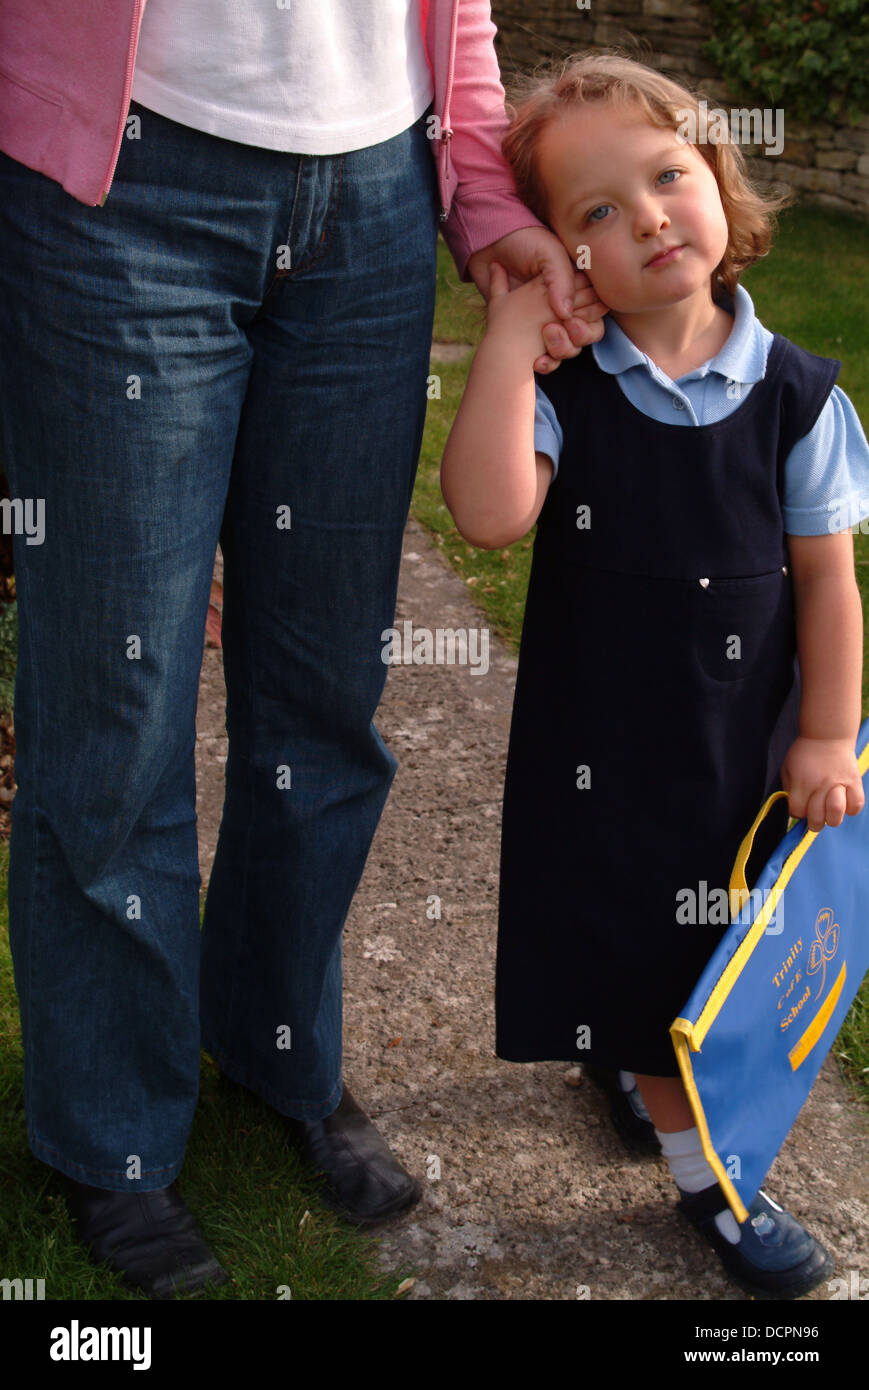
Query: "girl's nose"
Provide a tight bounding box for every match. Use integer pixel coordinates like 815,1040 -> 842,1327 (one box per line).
634,197 -> 670,239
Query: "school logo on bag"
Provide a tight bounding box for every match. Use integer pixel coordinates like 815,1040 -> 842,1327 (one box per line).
806,907 -> 839,1003
784,905 -> 848,1073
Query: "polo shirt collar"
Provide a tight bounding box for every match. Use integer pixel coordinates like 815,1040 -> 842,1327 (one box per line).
590,283 -> 768,385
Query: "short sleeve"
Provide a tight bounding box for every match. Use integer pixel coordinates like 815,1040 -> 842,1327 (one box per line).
534,383 -> 563,480
783,386 -> 869,536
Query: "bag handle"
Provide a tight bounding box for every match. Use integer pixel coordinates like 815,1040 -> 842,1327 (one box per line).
729,723 -> 869,903
729,790 -> 793,900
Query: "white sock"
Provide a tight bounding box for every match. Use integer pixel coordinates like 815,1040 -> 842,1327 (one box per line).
655,1126 -> 742,1244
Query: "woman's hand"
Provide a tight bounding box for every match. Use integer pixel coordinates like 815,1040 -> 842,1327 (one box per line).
780,736 -> 865,831
466,226 -> 608,373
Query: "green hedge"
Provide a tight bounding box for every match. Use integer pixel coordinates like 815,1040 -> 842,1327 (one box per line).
706,0 -> 869,125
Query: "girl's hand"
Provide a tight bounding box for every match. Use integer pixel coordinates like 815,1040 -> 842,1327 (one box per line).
780,736 -> 865,831
484,262 -> 606,370
536,269 -> 608,375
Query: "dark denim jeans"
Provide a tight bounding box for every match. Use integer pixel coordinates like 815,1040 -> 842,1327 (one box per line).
0,99 -> 439,1189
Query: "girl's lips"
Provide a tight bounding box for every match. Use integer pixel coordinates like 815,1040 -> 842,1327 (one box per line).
645,244 -> 685,268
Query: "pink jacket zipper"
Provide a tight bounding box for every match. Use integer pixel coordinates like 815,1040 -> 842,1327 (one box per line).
100,0 -> 145,205
437,0 -> 458,221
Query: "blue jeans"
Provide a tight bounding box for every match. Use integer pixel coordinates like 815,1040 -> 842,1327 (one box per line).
0,99 -> 439,1190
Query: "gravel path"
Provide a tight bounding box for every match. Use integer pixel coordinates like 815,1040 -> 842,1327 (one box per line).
195,517 -> 869,1301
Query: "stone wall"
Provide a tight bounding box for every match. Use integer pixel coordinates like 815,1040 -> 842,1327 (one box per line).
491,0 -> 869,220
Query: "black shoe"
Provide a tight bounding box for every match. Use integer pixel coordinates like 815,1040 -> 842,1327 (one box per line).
582,1066 -> 659,1153
61,1176 -> 230,1299
678,1183 -> 834,1299
286,1087 -> 421,1227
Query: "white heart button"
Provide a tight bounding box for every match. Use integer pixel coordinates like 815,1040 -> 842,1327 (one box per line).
699,577 -> 710,588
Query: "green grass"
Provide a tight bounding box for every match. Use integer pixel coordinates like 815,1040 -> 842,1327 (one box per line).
418,205 -> 869,1102
431,238 -> 487,347
744,203 -> 869,411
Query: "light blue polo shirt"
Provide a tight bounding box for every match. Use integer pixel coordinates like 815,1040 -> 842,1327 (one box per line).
534,284 -> 869,536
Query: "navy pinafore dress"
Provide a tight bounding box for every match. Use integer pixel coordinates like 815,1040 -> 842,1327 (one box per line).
495,329 -> 840,1076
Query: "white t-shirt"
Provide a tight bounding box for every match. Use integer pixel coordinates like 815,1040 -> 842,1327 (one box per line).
131,0 -> 434,154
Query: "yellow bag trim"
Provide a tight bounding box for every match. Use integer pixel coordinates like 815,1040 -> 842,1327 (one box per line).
788,960 -> 847,1071
671,1024 -> 749,1223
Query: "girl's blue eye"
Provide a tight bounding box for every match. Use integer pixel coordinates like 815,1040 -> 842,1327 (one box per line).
588,205 -> 612,223
659,169 -> 680,185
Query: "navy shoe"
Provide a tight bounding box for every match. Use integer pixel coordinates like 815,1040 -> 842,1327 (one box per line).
582,1066 -> 659,1154
285,1088 -> 421,1227
62,1177 -> 230,1299
677,1183 -> 834,1299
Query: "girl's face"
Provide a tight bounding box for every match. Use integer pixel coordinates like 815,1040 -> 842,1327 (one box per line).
535,101 -> 730,320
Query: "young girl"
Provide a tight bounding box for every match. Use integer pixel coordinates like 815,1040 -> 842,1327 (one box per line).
441,52 -> 868,1299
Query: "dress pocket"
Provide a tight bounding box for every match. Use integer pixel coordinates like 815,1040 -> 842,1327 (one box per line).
692,568 -> 794,684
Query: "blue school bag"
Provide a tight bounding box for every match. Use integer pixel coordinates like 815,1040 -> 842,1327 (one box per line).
670,716 -> 869,1222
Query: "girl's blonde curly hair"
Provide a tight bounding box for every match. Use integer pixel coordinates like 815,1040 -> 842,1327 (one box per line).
502,51 -> 793,299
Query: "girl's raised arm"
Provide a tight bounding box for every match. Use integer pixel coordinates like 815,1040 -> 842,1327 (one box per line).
441,264 -> 556,549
